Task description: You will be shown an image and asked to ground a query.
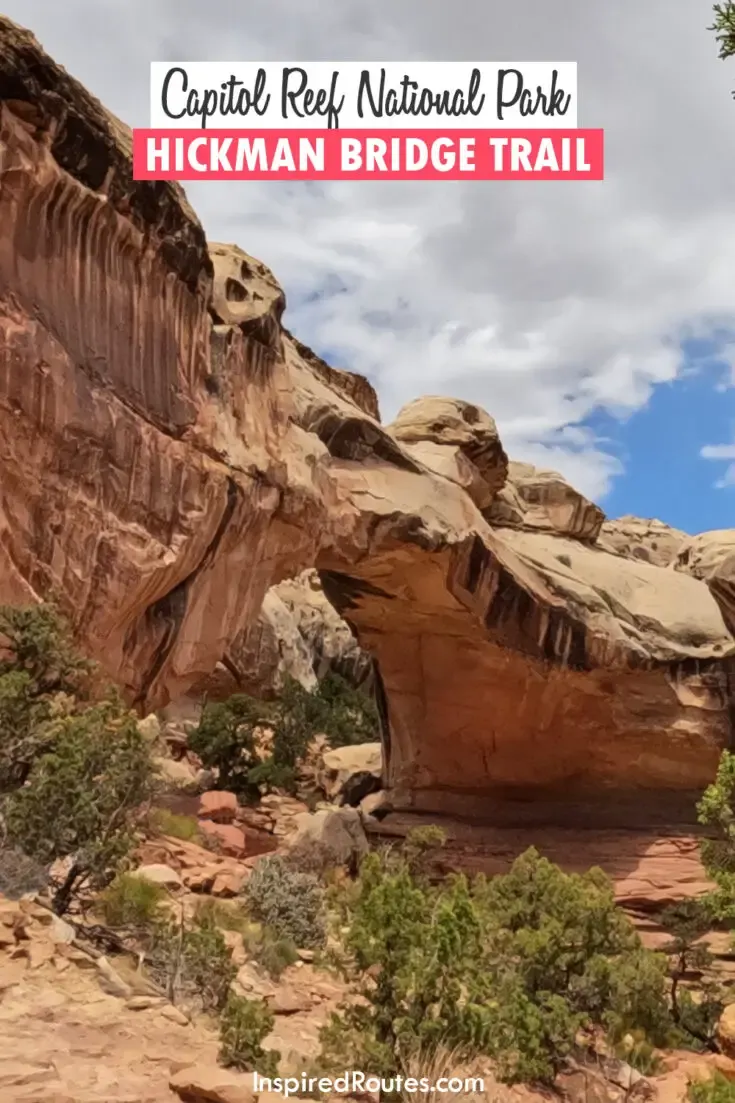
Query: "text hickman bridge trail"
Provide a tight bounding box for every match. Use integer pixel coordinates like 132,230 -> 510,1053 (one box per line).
132,128 -> 604,181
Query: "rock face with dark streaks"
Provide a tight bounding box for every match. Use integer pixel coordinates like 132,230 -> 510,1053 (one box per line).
486,461 -> 604,540
1,15 -> 735,846
0,16 -> 344,708
599,515 -> 687,567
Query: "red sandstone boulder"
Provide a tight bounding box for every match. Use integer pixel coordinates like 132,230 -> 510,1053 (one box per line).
169,1065 -> 255,1103
198,790 -> 239,823
198,821 -> 247,858
211,870 -> 246,897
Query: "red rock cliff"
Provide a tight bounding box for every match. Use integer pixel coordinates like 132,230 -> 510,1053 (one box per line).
2,16 -> 735,825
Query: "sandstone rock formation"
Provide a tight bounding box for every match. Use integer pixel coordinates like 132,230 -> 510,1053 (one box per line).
273,570 -> 374,688
599,516 -> 687,567
0,886 -> 344,1101
389,395 -> 508,509
198,569 -> 374,700
674,530 -> 735,639
214,588 -> 320,698
2,15 -> 735,839
486,461 -> 604,540
318,742 -> 383,803
0,883 -> 729,1103
288,806 -> 370,870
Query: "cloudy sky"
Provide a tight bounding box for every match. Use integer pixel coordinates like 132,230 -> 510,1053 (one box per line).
6,0 -> 735,532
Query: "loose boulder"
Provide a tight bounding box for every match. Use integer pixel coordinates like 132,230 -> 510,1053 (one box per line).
389,395 -> 508,499
198,822 -> 248,858
198,791 -> 239,824
717,1004 -> 735,1058
487,461 -> 605,541
130,864 -> 183,890
319,743 -> 382,803
169,1064 -> 256,1103
288,807 -> 369,871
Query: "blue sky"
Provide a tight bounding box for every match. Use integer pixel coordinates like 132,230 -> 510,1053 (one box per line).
584,339 -> 735,534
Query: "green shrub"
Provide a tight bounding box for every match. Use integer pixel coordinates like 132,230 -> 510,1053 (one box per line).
179,919 -> 237,1012
0,604 -> 93,793
264,674 -> 379,771
253,676 -> 324,793
193,896 -> 249,934
188,694 -> 268,799
320,845 -> 670,1086
712,3 -> 735,63
283,837 -> 345,878
0,671 -> 52,792
3,697 -> 154,914
698,751 -> 735,885
689,1072 -> 735,1103
150,808 -> 202,843
189,674 -> 379,801
99,873 -> 167,929
472,850 -> 670,1081
245,855 -> 327,949
613,1033 -> 662,1076
0,603 -> 92,699
403,825 -> 447,877
242,922 -> 299,978
659,899 -> 725,1050
0,845 -> 49,899
312,672 -> 379,748
219,993 -> 279,1076
148,912 -> 236,1013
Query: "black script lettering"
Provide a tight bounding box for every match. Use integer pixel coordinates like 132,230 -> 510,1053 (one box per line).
161,67 -> 188,121
357,69 -> 383,118
281,67 -> 344,129
160,66 -> 270,128
357,67 -> 485,120
219,70 -> 270,117
547,70 -> 571,116
465,69 -> 485,116
497,67 -> 571,120
496,69 -> 523,120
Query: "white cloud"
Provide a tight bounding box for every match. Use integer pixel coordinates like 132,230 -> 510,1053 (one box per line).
6,0 -> 735,505
701,444 -> 735,460
713,464 -> 735,489
701,439 -> 735,488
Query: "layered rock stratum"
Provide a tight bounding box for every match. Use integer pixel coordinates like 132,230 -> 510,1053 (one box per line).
2,15 -> 735,836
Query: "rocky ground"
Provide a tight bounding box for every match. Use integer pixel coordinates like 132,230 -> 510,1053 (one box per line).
0,905 -> 341,1103
0,727 -> 352,1103
0,720 -> 732,1103
3,893 -> 735,1103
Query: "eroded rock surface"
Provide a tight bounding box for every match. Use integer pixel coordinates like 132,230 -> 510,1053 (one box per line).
273,570 -> 374,688
389,395 -> 509,507
674,530 -> 735,639
1,15 -> 735,830
599,516 -> 687,567
486,461 -> 605,541
206,569 -> 374,699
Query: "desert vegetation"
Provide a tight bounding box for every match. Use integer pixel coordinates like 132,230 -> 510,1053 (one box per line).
0,604 -> 155,913
188,672 -> 379,800
4,603 -> 735,1098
